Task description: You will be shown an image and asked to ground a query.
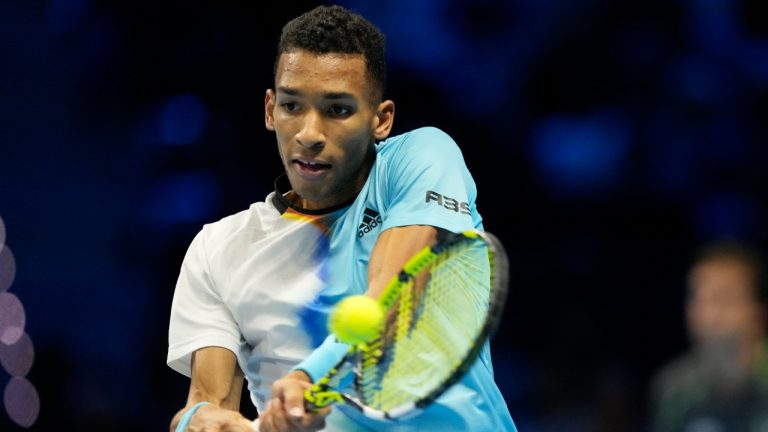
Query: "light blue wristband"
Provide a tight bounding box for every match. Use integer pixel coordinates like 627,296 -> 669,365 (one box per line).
291,334 -> 350,383
175,401 -> 210,432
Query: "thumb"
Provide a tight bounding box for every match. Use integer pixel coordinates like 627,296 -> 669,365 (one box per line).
282,384 -> 308,419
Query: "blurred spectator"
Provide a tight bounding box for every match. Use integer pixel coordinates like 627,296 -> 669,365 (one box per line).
650,242 -> 768,432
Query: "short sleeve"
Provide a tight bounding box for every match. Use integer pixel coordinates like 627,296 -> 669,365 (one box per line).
167,226 -> 242,377
381,127 -> 480,233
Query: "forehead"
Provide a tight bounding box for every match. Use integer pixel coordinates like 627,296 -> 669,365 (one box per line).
275,51 -> 372,98
689,258 -> 755,297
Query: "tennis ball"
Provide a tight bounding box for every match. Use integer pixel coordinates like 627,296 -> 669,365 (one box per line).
328,295 -> 384,345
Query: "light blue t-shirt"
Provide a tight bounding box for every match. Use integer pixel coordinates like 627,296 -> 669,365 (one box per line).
280,126 -> 516,431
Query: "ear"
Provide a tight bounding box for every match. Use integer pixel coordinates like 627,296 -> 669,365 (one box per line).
372,99 -> 395,141
265,89 -> 276,131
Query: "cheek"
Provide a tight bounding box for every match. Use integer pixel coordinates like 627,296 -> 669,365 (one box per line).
343,128 -> 373,159
273,114 -> 296,137
721,308 -> 749,333
734,304 -> 763,331
687,303 -> 710,333
274,135 -> 291,163
688,299 -> 727,332
689,299 -> 758,337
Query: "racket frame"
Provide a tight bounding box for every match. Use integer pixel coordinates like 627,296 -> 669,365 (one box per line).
303,229 -> 509,420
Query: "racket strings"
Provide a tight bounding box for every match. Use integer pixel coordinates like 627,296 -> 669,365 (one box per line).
395,279 -> 414,345
359,239 -> 492,411
357,339 -> 383,398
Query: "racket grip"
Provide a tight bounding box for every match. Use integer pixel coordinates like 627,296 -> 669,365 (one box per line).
304,385 -> 343,411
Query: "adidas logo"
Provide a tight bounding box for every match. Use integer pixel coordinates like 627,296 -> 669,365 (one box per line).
357,208 -> 382,238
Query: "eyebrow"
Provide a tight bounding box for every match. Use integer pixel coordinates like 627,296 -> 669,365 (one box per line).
276,87 -> 355,100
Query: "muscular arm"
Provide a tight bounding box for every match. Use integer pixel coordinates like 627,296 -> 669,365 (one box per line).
170,346 -> 251,431
367,224 -> 438,297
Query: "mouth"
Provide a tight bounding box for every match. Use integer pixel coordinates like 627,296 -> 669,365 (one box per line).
292,158 -> 332,178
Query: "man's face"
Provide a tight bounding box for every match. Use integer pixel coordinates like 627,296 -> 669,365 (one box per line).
686,258 -> 765,347
265,50 -> 393,210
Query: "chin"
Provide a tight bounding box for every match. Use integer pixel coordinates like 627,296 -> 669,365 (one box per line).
293,185 -> 327,204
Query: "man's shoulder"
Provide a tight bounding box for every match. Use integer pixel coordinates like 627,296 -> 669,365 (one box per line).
377,126 -> 460,160
198,194 -> 278,243
380,126 -> 454,146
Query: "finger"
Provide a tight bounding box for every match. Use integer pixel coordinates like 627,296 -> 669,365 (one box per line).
258,401 -> 277,432
281,383 -> 308,421
258,414 -> 273,432
270,398 -> 292,431
294,407 -> 331,431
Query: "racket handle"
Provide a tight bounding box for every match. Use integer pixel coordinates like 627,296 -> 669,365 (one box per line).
304,386 -> 343,410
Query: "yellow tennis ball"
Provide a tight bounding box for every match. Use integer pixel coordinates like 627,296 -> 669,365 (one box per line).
328,295 -> 384,345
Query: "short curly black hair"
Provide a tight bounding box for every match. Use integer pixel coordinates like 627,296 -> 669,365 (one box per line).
274,5 -> 387,102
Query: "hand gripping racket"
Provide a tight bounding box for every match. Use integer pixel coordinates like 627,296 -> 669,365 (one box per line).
303,228 -> 509,420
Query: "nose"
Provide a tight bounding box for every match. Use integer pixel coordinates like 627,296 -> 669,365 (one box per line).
296,110 -> 325,150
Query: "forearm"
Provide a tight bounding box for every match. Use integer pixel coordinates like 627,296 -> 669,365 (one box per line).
171,347 -> 246,431
367,225 -> 438,297
186,380 -> 243,410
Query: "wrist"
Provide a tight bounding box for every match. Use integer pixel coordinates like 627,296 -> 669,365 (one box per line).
175,401 -> 211,432
292,334 -> 350,383
286,369 -> 311,382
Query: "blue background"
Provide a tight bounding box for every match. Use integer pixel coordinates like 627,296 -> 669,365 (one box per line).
1,0 -> 767,430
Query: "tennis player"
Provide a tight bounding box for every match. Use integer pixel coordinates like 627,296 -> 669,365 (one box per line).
167,5 -> 516,431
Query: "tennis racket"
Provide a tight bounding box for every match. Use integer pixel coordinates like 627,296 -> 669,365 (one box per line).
303,228 -> 509,420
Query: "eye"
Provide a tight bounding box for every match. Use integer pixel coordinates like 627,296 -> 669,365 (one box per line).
281,102 -> 299,112
328,104 -> 353,117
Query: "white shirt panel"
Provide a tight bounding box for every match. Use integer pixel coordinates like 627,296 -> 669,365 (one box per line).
168,197 -> 329,412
